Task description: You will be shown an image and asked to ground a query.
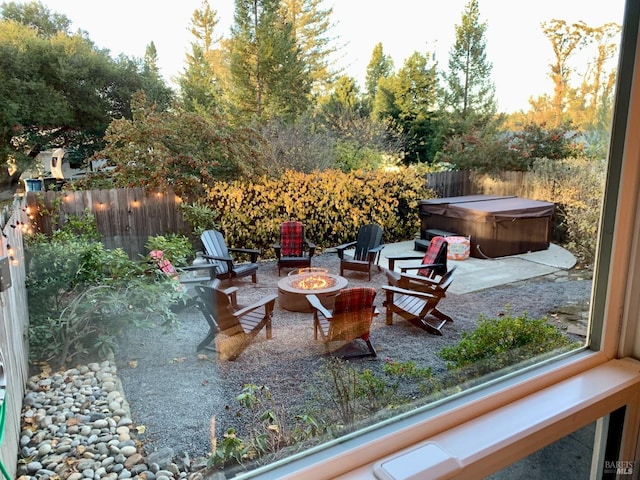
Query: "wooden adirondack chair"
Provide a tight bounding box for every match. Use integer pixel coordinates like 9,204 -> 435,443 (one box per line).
335,224 -> 385,281
200,229 -> 260,285
385,236 -> 448,280
193,279 -> 277,360
382,267 -> 455,335
307,287 -> 378,358
273,221 -> 316,275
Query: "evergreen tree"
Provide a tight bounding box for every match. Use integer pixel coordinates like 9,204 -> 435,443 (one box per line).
140,42 -> 174,111
280,0 -> 338,97
443,0 -> 496,126
373,51 -> 442,163
178,0 -> 222,114
319,75 -> 362,123
228,0 -> 311,121
364,43 -> 394,112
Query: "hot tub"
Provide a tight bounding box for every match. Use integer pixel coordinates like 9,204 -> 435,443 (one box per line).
419,195 -> 555,259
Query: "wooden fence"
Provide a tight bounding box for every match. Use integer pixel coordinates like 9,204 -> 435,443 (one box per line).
24,172 -> 539,259
25,188 -> 188,259
424,170 -> 533,198
0,198 -> 30,479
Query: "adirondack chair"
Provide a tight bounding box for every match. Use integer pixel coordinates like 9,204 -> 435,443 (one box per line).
273,221 -> 316,275
200,229 -> 260,285
385,236 -> 448,285
193,279 -> 277,360
382,267 -> 455,335
148,249 -> 219,311
335,224 -> 385,281
307,287 -> 378,358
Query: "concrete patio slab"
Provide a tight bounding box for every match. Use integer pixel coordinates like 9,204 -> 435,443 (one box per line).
380,241 -> 576,295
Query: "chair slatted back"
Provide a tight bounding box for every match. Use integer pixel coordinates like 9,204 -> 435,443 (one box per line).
418,236 -> 448,278
353,224 -> 383,261
329,287 -> 377,342
280,221 -> 304,257
201,230 -> 231,275
194,281 -> 241,335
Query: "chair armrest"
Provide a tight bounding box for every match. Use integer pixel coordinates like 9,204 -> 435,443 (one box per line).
233,294 -> 278,318
178,263 -> 218,280
202,254 -> 235,272
306,294 -> 333,319
307,242 -> 316,258
335,241 -> 357,253
398,272 -> 439,284
228,247 -> 260,263
202,253 -> 233,263
369,245 -> 385,254
273,243 -> 282,259
399,262 -> 445,274
386,255 -> 424,271
382,285 -> 438,300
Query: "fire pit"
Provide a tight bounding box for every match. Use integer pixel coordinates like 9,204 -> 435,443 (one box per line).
277,267 -> 348,312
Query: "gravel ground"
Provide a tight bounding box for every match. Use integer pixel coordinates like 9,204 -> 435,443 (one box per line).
113,251 -> 592,466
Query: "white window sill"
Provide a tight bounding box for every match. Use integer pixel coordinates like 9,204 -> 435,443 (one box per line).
243,354 -> 640,479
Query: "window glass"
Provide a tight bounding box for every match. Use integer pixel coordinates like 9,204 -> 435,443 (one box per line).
487,421 -> 596,479
21,0 -> 628,478
115,2 -> 624,473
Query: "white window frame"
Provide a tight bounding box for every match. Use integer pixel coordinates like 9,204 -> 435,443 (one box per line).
241,1 -> 640,478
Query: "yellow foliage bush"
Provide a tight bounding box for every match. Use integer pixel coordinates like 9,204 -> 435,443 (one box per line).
529,157 -> 606,264
202,167 -> 434,257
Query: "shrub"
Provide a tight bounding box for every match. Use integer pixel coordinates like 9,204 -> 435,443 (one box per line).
145,233 -> 195,266
179,202 -> 220,238
25,213 -> 187,365
202,166 -> 434,255
529,157 -> 605,264
439,310 -> 577,372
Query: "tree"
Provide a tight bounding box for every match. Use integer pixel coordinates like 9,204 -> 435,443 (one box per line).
320,75 -> 362,118
184,1 -> 224,112
513,20 -> 620,158
280,0 -> 338,97
373,51 -> 442,163
93,92 -> 267,202
178,0 -> 223,114
540,19 -> 588,128
139,42 -> 174,111
228,0 -> 311,122
364,43 -> 394,113
1,0 -> 70,37
0,6 -> 173,177
442,0 -> 496,128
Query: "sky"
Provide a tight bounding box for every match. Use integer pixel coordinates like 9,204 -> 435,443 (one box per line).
22,0 -> 626,113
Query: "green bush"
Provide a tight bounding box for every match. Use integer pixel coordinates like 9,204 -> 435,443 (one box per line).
25,213 -> 187,365
439,311 -> 576,372
179,203 -> 220,239
145,233 -> 195,266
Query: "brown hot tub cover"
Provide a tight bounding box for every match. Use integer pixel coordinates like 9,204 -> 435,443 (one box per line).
419,195 -> 555,258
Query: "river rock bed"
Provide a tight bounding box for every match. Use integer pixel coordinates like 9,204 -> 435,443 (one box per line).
16,361 -> 206,480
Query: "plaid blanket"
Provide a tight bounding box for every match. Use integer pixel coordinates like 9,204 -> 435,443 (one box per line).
418,236 -> 447,278
330,287 -> 376,342
149,249 -> 178,279
280,221 -> 304,256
